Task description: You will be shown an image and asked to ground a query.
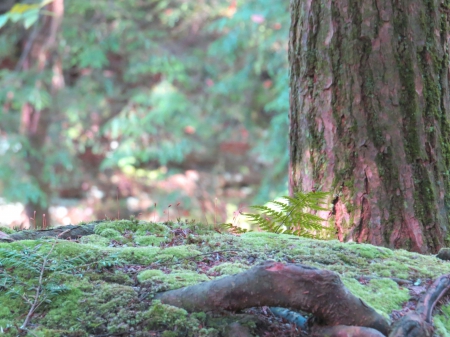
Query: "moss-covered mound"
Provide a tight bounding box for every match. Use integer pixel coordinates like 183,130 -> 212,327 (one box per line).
1,219 -> 450,336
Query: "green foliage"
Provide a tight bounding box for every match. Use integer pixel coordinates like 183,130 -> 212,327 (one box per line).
0,239 -> 123,330
0,0 -> 53,29
0,0 -> 291,212
244,191 -> 332,239
3,221 -> 450,335
139,300 -> 217,336
221,222 -> 249,235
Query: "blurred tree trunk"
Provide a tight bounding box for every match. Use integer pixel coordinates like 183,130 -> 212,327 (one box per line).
20,0 -> 65,229
289,0 -> 450,253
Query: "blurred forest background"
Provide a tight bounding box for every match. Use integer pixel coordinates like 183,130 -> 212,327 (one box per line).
0,0 -> 289,228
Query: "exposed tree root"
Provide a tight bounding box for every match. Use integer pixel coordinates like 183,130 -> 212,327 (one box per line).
156,261 -> 450,337
389,274 -> 450,337
155,261 -> 391,336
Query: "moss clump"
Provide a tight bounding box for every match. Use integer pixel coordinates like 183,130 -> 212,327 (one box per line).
72,282 -> 142,335
157,246 -> 202,261
335,252 -> 368,267
346,243 -> 393,259
79,234 -> 111,247
239,231 -> 308,250
99,270 -> 133,285
135,235 -> 168,246
49,240 -> 101,259
137,269 -> 164,281
138,269 -> 209,290
434,303 -> 450,337
14,328 -> 87,337
138,300 -> 218,337
371,260 -> 410,279
209,262 -> 248,275
94,219 -> 170,236
134,222 -> 171,236
0,239 -> 42,252
342,278 -> 409,318
0,226 -> 15,234
114,246 -> 160,264
0,292 -> 26,323
40,285 -> 90,330
96,228 -> 122,240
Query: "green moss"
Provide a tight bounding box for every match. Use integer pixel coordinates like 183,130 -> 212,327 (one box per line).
94,219 -> 170,236
79,234 -> 111,247
5,224 -> 450,335
239,231 -> 306,249
0,292 -> 26,322
139,300 -> 218,336
96,228 -> 122,239
434,303 -> 450,337
50,240 -> 100,259
335,252 -> 367,267
114,246 -> 160,264
15,328 -> 87,337
40,286 -> 88,330
342,278 -> 409,318
72,282 -> 142,335
346,243 -> 393,259
209,262 -> 248,275
0,239 -> 43,251
138,269 -> 209,290
0,226 -> 15,234
94,219 -> 139,234
137,269 -> 165,281
100,270 -> 133,285
156,246 -> 203,261
134,222 -> 171,236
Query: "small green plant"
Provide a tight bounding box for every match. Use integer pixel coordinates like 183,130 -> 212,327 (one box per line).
221,222 -> 249,234
244,191 -> 332,239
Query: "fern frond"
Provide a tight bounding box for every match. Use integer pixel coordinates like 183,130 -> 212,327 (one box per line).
220,223 -> 248,235
244,191 -> 332,239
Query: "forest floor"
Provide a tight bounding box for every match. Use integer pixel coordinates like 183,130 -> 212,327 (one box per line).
1,219 -> 450,336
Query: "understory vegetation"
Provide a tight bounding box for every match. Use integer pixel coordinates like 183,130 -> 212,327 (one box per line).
2,219 -> 450,336
0,0 -> 291,227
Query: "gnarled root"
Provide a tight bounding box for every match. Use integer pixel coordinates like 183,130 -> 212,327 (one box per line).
155,261 -> 390,336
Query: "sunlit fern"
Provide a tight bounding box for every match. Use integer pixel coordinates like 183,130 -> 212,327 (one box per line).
244,191 -> 331,239
221,222 -> 249,234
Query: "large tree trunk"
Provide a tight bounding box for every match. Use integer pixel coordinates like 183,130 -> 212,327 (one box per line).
289,0 -> 450,253
19,0 -> 65,228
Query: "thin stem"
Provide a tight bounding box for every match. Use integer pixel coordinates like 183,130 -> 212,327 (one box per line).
20,240 -> 56,329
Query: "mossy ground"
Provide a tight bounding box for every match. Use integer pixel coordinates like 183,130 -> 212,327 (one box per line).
1,219 -> 450,336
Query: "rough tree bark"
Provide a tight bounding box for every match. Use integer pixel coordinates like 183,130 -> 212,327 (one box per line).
289,0 -> 450,253
19,0 -> 65,229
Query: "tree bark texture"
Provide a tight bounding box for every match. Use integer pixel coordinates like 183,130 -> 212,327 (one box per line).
289,0 -> 450,253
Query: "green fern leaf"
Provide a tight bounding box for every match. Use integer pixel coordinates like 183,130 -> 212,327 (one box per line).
244,191 -> 331,239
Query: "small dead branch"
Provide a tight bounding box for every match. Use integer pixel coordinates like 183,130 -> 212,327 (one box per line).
19,240 -> 57,330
